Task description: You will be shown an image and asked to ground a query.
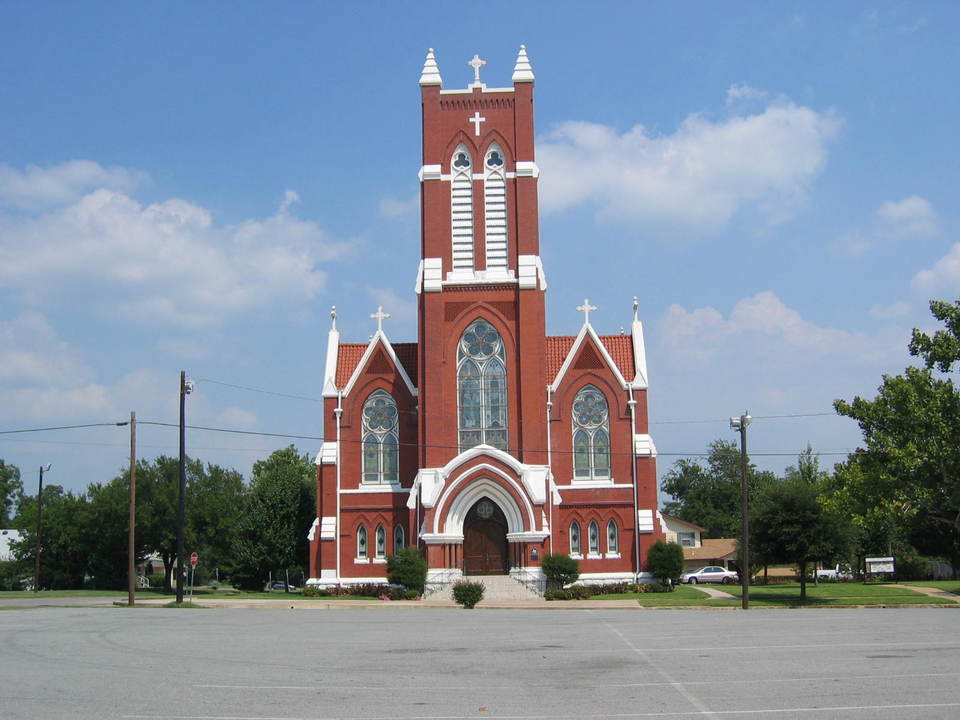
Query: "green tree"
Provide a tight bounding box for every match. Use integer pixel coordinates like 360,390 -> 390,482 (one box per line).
386,547 -> 428,592
11,485 -> 91,589
233,446 -> 315,590
541,553 -> 580,589
661,439 -> 776,538
0,459 -> 23,526
751,479 -> 852,600
646,540 -> 684,585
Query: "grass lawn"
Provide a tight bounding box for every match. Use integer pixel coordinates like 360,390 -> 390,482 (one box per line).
900,580 -> 960,595
590,585 -> 712,606
0,589 -> 127,599
0,587 -> 309,601
724,582 -> 954,606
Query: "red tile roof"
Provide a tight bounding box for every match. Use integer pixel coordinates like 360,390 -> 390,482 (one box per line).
335,341 -> 418,389
545,334 -> 635,383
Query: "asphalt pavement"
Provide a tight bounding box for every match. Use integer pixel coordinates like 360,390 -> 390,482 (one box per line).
3,604 -> 960,719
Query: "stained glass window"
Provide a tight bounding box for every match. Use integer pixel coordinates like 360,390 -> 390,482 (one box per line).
607,520 -> 619,554
361,390 -> 399,484
458,319 -> 508,451
357,525 -> 368,558
572,385 -> 610,479
589,520 -> 600,555
570,521 -> 581,556
375,525 -> 386,558
394,525 -> 405,552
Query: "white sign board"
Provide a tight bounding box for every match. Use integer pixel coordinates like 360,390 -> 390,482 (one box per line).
866,556 -> 895,573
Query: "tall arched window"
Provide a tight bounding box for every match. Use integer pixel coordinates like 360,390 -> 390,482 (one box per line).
607,519 -> 619,555
362,390 -> 399,484
588,520 -> 600,555
458,318 -> 508,451
484,144 -> 507,270
450,145 -> 474,272
572,385 -> 610,479
357,525 -> 368,559
569,521 -> 581,556
394,525 -> 405,553
375,525 -> 386,559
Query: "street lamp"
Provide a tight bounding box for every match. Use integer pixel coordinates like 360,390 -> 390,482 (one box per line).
730,412 -> 751,610
34,464 -> 51,592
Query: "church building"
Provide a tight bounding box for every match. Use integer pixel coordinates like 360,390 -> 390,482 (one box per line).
307,47 -> 664,591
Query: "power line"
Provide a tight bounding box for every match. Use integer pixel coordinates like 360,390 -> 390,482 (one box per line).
196,377 -> 321,403
0,421 -> 128,435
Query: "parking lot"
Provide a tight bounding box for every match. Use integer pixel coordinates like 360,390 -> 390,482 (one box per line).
3,605 -> 960,719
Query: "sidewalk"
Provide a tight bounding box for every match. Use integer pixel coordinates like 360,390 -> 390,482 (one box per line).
893,583 -> 960,604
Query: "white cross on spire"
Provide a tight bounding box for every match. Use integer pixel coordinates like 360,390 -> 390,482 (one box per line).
371,306 -> 391,333
577,298 -> 598,325
468,54 -> 486,85
469,110 -> 486,136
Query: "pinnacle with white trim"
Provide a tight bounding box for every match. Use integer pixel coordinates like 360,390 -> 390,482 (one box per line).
512,44 -> 535,83
419,48 -> 442,87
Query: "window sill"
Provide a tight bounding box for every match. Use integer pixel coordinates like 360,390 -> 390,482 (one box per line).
371,558 -> 387,564
354,557 -> 370,564
605,553 -> 621,560
586,553 -> 602,560
569,553 -> 583,560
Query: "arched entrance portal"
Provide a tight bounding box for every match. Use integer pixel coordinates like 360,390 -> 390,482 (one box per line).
463,497 -> 509,575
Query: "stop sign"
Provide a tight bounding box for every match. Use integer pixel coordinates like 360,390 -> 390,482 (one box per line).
190,552 -> 199,567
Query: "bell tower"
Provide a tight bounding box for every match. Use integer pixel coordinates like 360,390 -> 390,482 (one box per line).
415,47 -> 548,470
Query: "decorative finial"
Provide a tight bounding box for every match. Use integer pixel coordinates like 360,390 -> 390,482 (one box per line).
577,298 -> 597,325
371,306 -> 391,333
632,296 -> 639,324
468,54 -> 486,86
512,44 -> 535,83
330,305 -> 337,331
419,48 -> 442,87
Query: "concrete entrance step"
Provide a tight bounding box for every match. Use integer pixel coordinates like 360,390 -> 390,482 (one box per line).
422,574 -> 544,604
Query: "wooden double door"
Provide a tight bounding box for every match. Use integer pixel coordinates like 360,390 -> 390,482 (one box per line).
463,498 -> 509,575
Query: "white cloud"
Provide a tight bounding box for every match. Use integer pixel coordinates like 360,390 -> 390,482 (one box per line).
877,195 -> 939,238
537,91 -> 841,239
725,83 -> 769,105
869,300 -> 911,319
660,291 -> 889,366
378,192 -> 419,219
0,160 -> 144,210
0,164 -> 356,326
913,242 -> 960,294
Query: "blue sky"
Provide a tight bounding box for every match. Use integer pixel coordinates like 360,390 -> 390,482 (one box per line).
1,2 -> 957,495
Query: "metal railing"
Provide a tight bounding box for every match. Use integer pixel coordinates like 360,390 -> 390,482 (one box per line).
510,568 -> 546,596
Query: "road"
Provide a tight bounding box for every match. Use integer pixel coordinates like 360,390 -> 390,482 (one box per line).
2,605 -> 960,719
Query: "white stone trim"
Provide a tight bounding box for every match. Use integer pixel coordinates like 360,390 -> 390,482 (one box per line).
341,484 -> 407,494
574,571 -> 649,585
630,317 -> 649,389
318,516 -> 336,540
436,473 -> 531,536
419,48 -> 442,87
341,330 -> 418,399
586,553 -> 602,560
637,509 -> 655,533
514,161 -> 539,178
605,553 -> 622,560
418,258 -> 443,293
548,322 -> 630,392
354,557 -> 371,564
443,269 -> 517,285
440,87 -> 514,95
306,517 -> 320,541
517,254 -> 546,290
316,441 -> 337,466
553,482 -> 633,490
418,445 -> 549,509
418,164 -> 442,182
420,533 -> 464,544
506,531 -> 550,542
634,434 -> 657,457
321,326 -> 341,398
371,558 -> 387,565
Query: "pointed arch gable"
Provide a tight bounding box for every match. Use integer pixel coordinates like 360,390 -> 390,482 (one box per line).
442,132 -> 479,172
342,331 -> 418,400
433,468 -> 533,536
480,131 -> 515,169
548,324 -> 629,392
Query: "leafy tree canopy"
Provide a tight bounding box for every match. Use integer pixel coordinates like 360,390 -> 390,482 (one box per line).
0,459 -> 22,526
661,439 -> 776,538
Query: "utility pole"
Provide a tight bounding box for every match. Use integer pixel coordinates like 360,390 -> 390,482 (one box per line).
177,372 -> 193,604
34,464 -> 51,592
730,411 -> 751,610
127,411 -> 137,607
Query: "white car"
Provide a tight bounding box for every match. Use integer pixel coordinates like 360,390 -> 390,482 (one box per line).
680,566 -> 740,585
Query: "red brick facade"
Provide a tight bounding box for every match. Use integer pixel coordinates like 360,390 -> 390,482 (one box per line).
308,49 -> 663,588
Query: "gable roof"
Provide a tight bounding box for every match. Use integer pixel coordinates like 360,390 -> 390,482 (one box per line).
684,538 -> 738,562
545,335 -> 634,383
335,339 -> 418,393
661,513 -> 708,533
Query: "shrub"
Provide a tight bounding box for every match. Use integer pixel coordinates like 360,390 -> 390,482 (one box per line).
541,553 -> 579,589
386,548 -> 428,592
544,589 -> 569,601
646,541 -> 684,584
146,573 -> 166,589
895,552 -> 931,581
452,580 -> 485,608
644,582 -> 674,593
403,588 -> 421,600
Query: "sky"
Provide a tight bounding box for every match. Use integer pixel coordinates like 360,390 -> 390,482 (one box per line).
1,2 -> 957,497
